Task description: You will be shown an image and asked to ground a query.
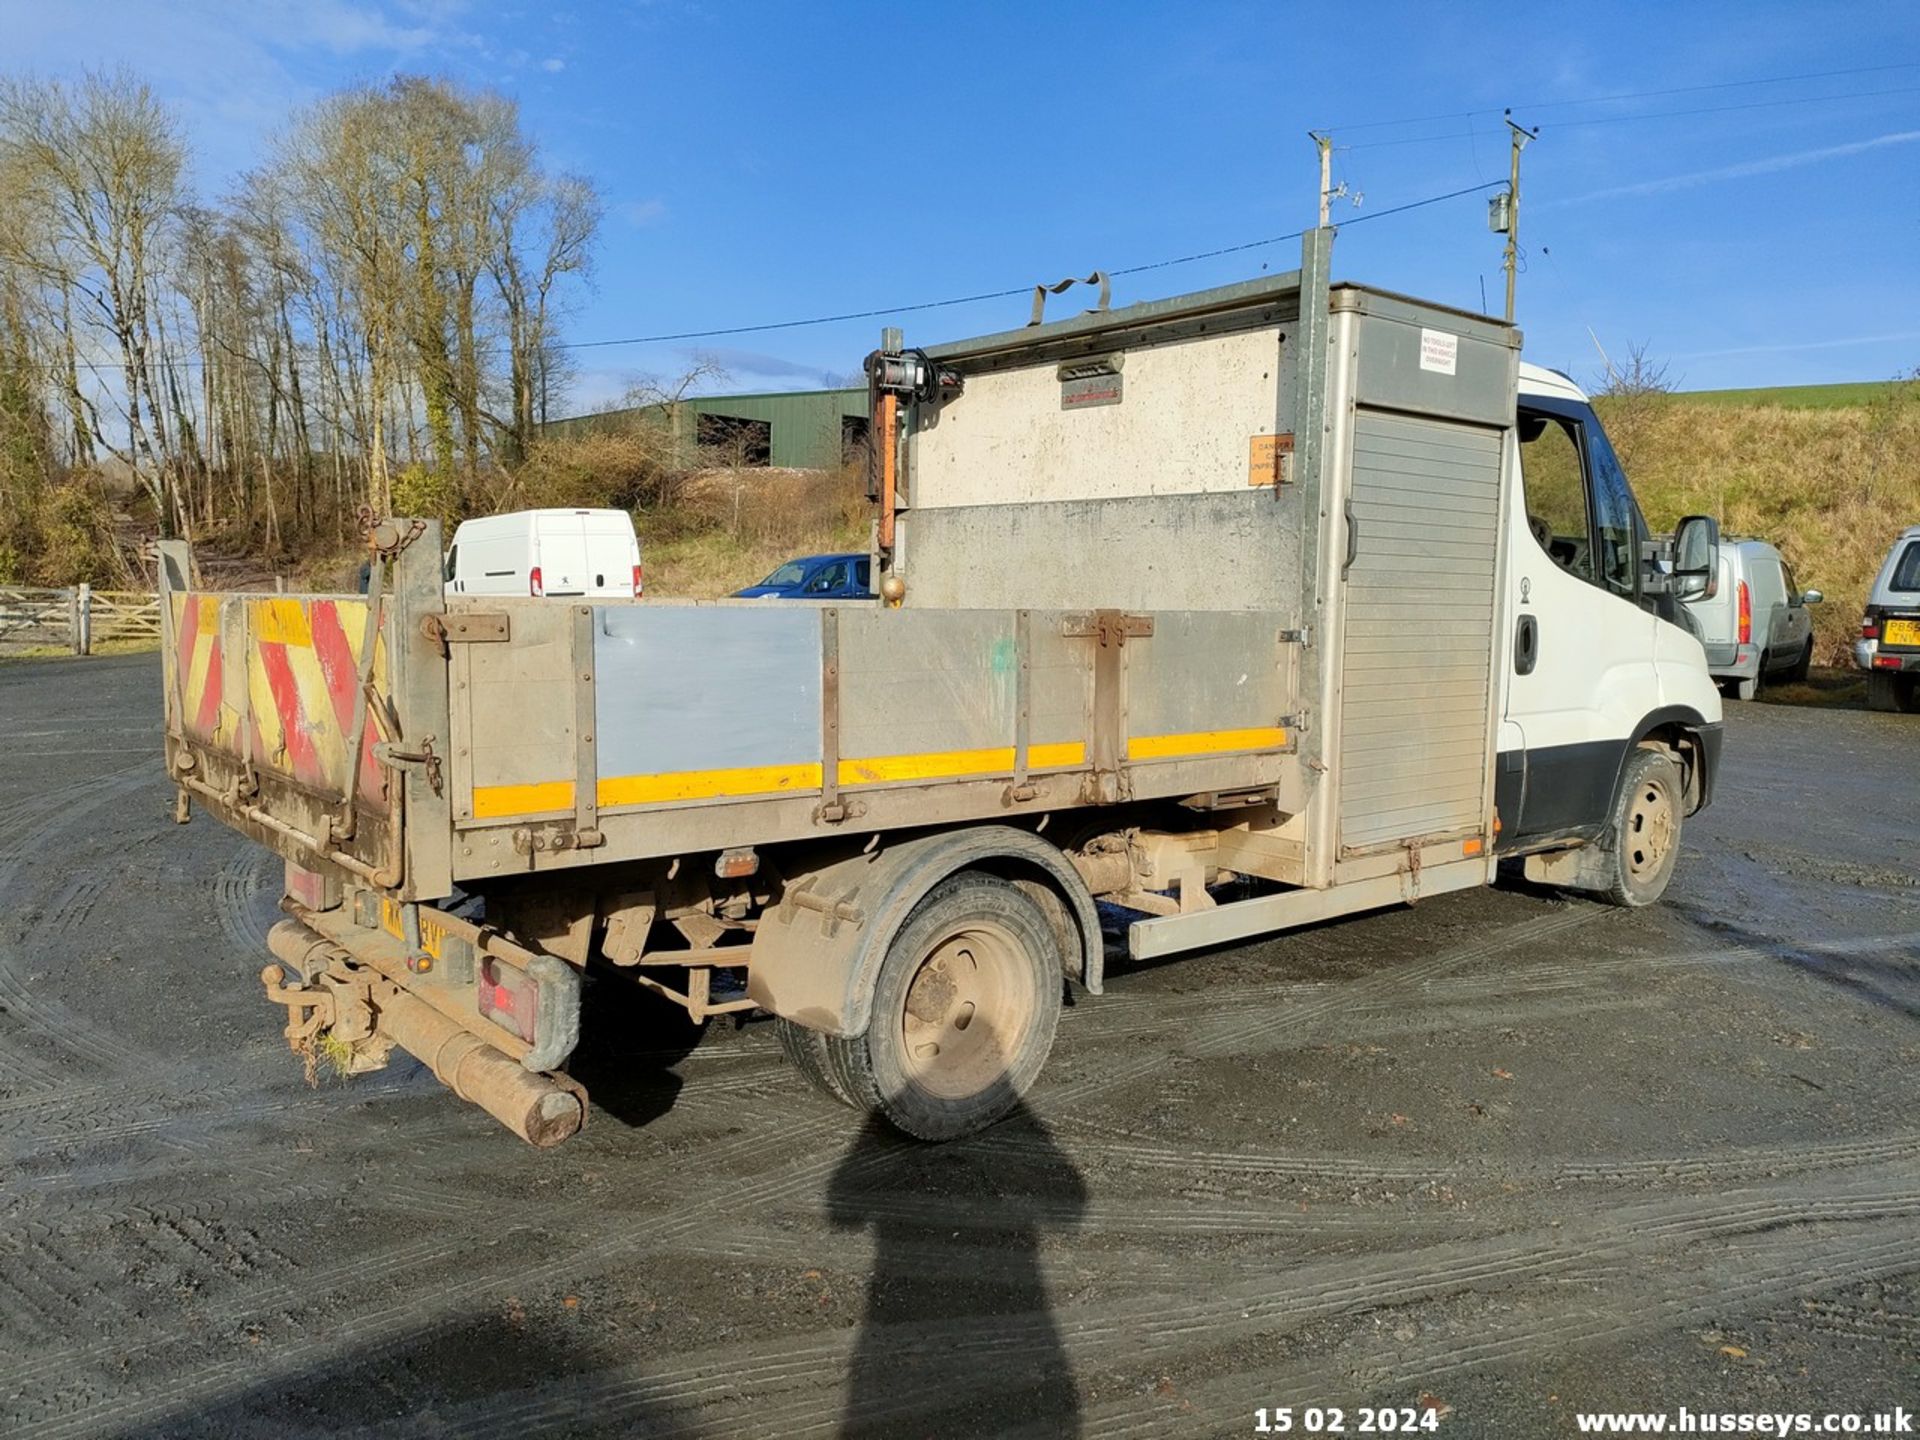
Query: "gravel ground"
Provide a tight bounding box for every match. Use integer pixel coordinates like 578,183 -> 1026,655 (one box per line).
1,653 -> 1916,1438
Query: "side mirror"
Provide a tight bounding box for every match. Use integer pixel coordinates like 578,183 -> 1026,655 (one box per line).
1671,514 -> 1719,603
1800,589 -> 1823,606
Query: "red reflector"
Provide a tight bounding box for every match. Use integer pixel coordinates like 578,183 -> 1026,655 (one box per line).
529,566 -> 544,598
1736,580 -> 1751,646
1874,655 -> 1902,669
477,958 -> 539,1042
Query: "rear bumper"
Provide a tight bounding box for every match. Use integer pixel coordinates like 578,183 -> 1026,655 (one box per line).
1857,639 -> 1920,673
1705,644 -> 1759,682
259,896 -> 587,1146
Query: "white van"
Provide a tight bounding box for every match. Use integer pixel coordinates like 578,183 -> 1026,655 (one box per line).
445,509 -> 642,599
1683,536 -> 1820,699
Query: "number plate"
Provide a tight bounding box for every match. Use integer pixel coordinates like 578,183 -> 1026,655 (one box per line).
1884,618 -> 1920,647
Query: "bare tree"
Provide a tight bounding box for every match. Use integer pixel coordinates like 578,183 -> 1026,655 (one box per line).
0,70 -> 187,529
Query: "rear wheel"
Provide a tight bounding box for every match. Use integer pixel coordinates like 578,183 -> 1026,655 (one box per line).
1786,638 -> 1814,683
1598,748 -> 1684,908
822,871 -> 1063,1141
776,1016 -> 855,1108
1867,672 -> 1920,714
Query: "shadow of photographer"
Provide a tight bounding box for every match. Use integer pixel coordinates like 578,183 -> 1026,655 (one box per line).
826,1043 -> 1087,1439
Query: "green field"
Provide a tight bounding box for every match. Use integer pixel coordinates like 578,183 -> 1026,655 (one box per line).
1674,379 -> 1917,409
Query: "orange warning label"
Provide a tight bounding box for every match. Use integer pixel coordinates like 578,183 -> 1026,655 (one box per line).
1249,433 -> 1294,486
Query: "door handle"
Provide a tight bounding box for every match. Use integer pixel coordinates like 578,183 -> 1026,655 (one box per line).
1342,501 -> 1359,577
1515,614 -> 1539,675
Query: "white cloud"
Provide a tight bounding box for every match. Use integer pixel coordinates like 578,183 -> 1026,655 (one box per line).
619,198 -> 668,228
0,0 -> 482,187
541,56 -> 565,72
1674,330 -> 1920,361
1559,130 -> 1920,205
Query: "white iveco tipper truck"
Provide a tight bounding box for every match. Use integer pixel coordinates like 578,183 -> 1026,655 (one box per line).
158,229 -> 1723,1146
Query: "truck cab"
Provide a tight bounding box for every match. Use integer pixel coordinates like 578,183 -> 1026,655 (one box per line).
1501,363 -> 1722,896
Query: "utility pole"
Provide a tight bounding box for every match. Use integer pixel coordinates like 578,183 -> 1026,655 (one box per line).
1311,131 -> 1334,227
1498,112 -> 1537,323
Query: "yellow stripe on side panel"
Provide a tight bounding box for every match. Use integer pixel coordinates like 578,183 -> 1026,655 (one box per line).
1126,726 -> 1288,761
467,744 -> 1097,822
599,763 -> 824,807
472,780 -> 576,819
836,741 -> 1088,786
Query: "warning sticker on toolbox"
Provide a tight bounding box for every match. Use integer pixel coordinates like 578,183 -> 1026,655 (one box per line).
1419,328 -> 1459,375
1248,432 -> 1294,486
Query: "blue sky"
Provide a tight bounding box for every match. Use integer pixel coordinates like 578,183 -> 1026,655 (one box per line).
6,0 -> 1918,409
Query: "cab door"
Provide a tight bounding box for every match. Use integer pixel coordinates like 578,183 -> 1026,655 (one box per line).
1772,556 -> 1812,663
1499,399 -> 1657,846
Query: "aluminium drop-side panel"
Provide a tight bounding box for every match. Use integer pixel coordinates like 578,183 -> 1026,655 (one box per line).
835,609 -> 1088,778
1124,611 -> 1294,758
1336,412 -> 1503,851
594,606 -> 825,807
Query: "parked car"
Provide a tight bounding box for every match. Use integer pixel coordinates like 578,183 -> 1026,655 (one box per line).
1856,524 -> 1920,713
445,508 -> 642,599
1683,536 -> 1820,699
732,552 -> 872,600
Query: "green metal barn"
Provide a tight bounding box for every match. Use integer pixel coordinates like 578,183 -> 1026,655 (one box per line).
550,387 -> 868,469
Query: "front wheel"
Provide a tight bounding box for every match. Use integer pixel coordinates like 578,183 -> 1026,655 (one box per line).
821,871 -> 1063,1141
1597,747 -> 1685,908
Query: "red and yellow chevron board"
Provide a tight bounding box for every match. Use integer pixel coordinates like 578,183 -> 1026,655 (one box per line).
171,594 -> 390,810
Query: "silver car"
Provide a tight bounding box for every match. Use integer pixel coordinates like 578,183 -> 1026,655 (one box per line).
1856,524 -> 1920,713
1683,537 -> 1820,700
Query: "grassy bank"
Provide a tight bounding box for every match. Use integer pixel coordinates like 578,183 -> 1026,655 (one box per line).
1601,387 -> 1920,664
1674,379 -> 1918,410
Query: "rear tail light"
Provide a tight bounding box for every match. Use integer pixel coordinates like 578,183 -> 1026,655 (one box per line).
1862,616 -> 1880,640
633,563 -> 644,596
478,957 -> 539,1043
529,566 -> 544,598
1736,580 -> 1751,646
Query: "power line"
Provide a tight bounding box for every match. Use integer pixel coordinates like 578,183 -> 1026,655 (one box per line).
60,176 -> 1505,373
432,181 -> 1505,353
1319,60 -> 1920,134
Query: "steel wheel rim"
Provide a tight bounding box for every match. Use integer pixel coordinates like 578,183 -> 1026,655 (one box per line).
897,920 -> 1033,1101
1625,774 -> 1676,880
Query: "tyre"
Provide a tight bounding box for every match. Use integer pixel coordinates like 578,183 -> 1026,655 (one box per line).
1786,638 -> 1813,684
1868,672 -> 1920,714
1868,673 -> 1897,712
1597,747 -> 1685,908
776,1016 -> 856,1108
823,871 -> 1063,1141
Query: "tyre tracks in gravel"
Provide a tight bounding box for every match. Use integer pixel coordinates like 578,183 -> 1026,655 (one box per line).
9,802 -> 1894,1437
1011,1121 -> 1920,1192
390,1165 -> 1920,1440
0,762 -> 169,1083
4,908 -> 1609,1440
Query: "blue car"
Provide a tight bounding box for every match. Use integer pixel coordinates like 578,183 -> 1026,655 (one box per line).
733,552 -> 873,600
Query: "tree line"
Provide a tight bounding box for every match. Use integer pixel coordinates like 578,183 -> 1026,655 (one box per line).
0,69 -> 600,584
